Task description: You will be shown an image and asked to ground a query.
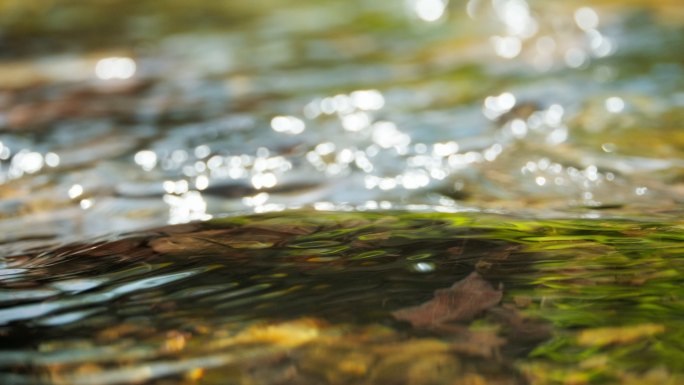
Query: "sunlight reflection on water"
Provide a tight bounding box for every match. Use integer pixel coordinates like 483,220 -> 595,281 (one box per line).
0,0 -> 681,239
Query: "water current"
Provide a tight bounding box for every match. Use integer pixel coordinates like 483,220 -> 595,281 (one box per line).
1,0 -> 683,384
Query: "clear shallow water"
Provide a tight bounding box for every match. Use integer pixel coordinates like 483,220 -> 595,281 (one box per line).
1,211 -> 684,384
1,0 -> 684,384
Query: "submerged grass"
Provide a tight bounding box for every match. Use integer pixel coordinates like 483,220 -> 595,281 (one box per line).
2,212 -> 684,385
205,210 -> 684,383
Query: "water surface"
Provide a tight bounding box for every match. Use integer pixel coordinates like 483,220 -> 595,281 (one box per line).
1,0 -> 683,384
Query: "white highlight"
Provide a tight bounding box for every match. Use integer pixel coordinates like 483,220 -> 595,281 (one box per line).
350,90 -> 385,110
195,175 -> 209,190
95,57 -> 136,80
372,122 -> 411,149
574,7 -> 599,31
410,0 -> 448,22
164,191 -> 211,224
605,97 -> 625,114
491,36 -> 522,58
251,173 -> 277,189
483,92 -> 517,120
15,151 -> 44,174
494,0 -> 538,38
68,184 -> 83,199
134,150 -> 157,171
271,116 -> 305,135
45,152 -> 60,167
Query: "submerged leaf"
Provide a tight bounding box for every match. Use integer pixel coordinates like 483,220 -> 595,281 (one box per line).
392,272 -> 503,328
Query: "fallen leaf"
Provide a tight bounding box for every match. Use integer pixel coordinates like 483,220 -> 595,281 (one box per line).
150,229 -> 282,254
392,272 -> 503,328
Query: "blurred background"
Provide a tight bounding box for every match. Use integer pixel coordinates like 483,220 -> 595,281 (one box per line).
1,0 -> 683,252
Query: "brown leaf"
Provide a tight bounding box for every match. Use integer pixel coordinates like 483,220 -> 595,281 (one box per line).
150,229 -> 285,254
392,272 -> 503,328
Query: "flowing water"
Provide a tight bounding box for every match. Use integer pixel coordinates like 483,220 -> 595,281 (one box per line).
1,0 -> 683,384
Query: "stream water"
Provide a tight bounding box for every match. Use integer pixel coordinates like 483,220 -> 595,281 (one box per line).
1,0 -> 683,384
